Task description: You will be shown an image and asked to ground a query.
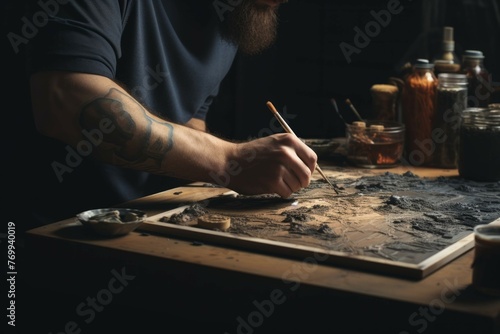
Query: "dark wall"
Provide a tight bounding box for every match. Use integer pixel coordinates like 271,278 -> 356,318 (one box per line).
207,0 -> 500,141
4,0 -> 499,144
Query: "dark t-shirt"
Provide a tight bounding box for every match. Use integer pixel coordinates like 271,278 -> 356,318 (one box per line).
20,0 -> 238,228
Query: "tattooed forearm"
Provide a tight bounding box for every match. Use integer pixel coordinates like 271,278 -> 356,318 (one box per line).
79,88 -> 174,167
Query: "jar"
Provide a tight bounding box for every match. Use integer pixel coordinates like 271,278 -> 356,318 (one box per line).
461,50 -> 491,108
370,84 -> 399,122
458,108 -> 500,181
401,59 -> 438,166
472,224 -> 500,297
431,73 -> 468,168
346,120 -> 405,168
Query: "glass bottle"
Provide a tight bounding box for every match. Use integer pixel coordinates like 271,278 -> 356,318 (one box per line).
401,59 -> 438,166
458,108 -> 500,181
431,73 -> 468,168
432,26 -> 461,75
461,50 -> 491,108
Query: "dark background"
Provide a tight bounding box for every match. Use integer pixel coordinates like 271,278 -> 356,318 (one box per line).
3,0 -> 500,191
206,0 -> 500,141
3,0 -> 500,146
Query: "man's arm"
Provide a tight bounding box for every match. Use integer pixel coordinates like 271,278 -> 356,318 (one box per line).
185,118 -> 207,132
30,71 -> 317,198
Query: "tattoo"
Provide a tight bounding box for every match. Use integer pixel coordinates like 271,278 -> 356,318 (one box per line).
79,88 -> 174,167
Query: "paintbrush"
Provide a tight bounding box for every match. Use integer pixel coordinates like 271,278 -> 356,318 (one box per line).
266,101 -> 340,194
330,98 -> 348,125
345,98 -> 364,121
333,98 -> 374,145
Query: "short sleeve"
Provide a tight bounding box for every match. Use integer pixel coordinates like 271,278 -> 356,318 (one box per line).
25,0 -> 128,78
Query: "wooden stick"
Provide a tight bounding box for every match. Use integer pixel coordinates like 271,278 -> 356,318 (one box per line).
266,101 -> 339,194
346,98 -> 363,121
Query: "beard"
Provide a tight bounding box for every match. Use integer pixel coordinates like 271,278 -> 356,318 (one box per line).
221,0 -> 284,55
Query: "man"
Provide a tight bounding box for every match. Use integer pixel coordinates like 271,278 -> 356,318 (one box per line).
19,0 -> 317,228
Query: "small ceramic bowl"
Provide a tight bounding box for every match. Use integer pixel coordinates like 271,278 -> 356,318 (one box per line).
76,208 -> 147,237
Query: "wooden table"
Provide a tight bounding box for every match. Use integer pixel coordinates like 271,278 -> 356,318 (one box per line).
21,166 -> 500,334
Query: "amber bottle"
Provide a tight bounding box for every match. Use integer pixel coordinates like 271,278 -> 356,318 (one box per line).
401,59 -> 438,166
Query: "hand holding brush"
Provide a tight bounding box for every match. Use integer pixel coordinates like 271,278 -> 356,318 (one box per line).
266,101 -> 341,194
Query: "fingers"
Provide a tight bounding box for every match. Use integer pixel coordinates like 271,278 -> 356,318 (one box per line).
273,135 -> 318,197
291,141 -> 317,185
281,168 -> 304,197
227,134 -> 318,198
294,138 -> 318,174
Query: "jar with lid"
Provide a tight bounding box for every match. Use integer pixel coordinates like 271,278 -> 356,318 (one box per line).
370,84 -> 399,121
458,108 -> 500,181
461,50 -> 491,108
431,73 -> 468,168
472,224 -> 500,297
401,59 -> 438,166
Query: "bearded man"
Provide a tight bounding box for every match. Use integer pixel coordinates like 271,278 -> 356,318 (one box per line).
21,0 -> 316,228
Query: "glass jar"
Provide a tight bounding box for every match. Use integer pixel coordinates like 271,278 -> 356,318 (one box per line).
431,73 -> 468,168
401,59 -> 438,166
458,108 -> 500,181
370,84 -> 399,122
472,224 -> 500,297
346,120 -> 405,168
461,50 -> 491,108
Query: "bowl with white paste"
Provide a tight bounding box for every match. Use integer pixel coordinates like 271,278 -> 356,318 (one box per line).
76,208 -> 147,237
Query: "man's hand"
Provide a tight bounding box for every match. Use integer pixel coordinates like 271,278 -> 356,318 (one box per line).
223,133 -> 317,198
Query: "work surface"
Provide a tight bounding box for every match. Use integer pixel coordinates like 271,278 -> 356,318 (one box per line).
142,170 -> 500,280
23,165 -> 500,334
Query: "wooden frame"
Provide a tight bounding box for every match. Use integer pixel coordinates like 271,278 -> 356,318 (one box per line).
140,195 -> 500,280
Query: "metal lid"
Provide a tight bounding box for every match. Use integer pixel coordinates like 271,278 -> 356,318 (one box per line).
462,108 -> 500,128
414,58 -> 434,69
463,50 -> 485,59
438,73 -> 467,86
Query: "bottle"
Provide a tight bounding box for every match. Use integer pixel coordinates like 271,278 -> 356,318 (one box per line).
432,26 -> 461,75
431,73 -> 468,168
461,50 -> 491,107
401,59 -> 438,166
